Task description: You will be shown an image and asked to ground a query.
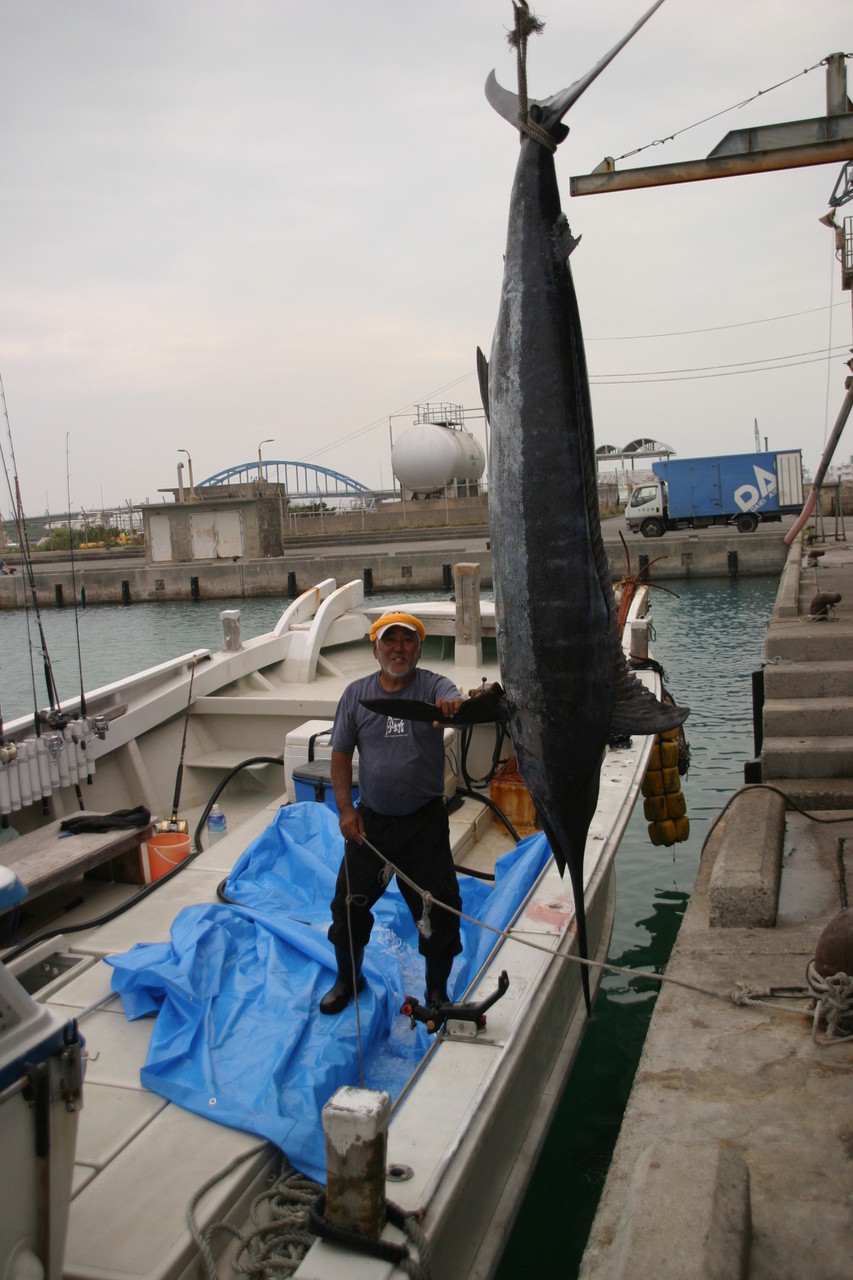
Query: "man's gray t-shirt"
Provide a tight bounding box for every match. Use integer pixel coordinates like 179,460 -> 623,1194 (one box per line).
330,669 -> 459,816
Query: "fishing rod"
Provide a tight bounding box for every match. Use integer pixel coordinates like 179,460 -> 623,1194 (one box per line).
0,370 -> 61,726
157,659 -> 198,835
65,435 -> 88,721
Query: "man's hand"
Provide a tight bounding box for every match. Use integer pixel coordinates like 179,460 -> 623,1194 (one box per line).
433,698 -> 462,727
338,804 -> 365,844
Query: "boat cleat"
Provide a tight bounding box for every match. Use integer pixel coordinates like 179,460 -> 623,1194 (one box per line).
401,970 -> 509,1036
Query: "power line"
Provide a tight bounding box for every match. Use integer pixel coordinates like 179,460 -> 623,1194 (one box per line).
295,370 -> 475,464
294,308 -> 850,461
592,350 -> 850,386
586,301 -> 848,342
593,344 -> 849,379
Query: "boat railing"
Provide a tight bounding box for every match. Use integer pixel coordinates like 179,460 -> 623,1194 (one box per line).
280,580 -> 368,683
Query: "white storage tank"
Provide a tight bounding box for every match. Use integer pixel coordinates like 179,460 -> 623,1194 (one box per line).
392,423 -> 485,496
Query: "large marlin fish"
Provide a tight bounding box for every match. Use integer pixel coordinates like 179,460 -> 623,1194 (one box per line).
478,0 -> 685,1007
363,2 -> 685,1009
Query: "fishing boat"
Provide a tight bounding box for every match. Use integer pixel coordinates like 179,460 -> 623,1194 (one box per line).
0,571 -> 667,1280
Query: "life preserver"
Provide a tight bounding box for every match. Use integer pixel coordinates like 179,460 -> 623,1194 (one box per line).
642,727 -> 690,847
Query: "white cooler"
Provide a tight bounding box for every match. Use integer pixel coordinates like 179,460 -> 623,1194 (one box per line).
284,718 -> 458,805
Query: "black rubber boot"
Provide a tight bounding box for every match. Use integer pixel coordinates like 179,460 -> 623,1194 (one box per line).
320,946 -> 365,1015
424,956 -> 453,1008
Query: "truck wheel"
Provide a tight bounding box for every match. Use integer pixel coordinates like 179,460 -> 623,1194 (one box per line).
736,514 -> 758,533
641,519 -> 665,538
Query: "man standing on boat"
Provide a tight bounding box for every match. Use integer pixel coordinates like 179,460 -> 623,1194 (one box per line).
321,611 -> 463,1016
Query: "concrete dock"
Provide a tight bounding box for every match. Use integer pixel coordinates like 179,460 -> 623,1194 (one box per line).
0,517 -> 792,608
579,535 -> 853,1280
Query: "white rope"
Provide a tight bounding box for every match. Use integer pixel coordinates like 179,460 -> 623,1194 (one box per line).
358,835 -> 845,1041
807,961 -> 853,1045
186,1141 -> 270,1280
342,849 -> 366,1087
187,1147 -> 322,1280
416,892 -> 433,939
398,1212 -> 433,1280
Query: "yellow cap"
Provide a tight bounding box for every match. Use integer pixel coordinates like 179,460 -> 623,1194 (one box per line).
369,611 -> 426,643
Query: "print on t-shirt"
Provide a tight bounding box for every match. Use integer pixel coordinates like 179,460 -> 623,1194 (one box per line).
385,717 -> 408,737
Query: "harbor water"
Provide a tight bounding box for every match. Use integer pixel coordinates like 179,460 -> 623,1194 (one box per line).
0,576 -> 780,1274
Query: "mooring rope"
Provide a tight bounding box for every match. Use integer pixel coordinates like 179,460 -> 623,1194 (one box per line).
309,1194 -> 432,1280
187,1146 -> 322,1280
357,778 -> 853,1047
342,846 -> 367,1086
806,961 -> 853,1045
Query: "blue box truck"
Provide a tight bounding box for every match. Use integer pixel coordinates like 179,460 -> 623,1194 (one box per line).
624,450 -> 804,537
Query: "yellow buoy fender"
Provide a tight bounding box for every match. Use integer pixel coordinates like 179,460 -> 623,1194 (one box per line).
642,731 -> 690,848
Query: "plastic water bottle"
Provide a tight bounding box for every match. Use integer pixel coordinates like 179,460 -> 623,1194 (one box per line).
207,803 -> 227,844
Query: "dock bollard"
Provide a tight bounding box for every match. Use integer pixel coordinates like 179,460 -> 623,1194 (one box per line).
453,563 -> 483,667
220,609 -> 242,652
322,1086 -> 391,1238
629,619 -> 649,663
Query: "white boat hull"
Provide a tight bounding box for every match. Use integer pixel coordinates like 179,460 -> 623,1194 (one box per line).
0,577 -> 659,1280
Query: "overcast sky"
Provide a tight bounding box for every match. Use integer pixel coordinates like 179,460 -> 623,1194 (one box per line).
1,0 -> 851,517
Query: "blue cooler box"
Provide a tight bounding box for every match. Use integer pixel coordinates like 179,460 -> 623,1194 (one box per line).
291,759 -> 359,815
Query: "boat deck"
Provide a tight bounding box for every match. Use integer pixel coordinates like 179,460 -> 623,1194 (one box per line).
3,791 -> 540,1280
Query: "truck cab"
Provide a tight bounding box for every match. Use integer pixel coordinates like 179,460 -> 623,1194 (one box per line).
625,481 -> 667,538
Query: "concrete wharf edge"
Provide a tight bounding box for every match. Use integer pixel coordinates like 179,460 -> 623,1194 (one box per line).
0,522 -> 790,609
579,535 -> 853,1280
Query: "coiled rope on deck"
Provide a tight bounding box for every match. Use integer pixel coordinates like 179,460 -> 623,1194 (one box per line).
187,1145 -> 321,1280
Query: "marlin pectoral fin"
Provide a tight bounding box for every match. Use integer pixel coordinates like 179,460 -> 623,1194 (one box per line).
359,686 -> 508,727
608,666 -> 689,737
476,347 -> 490,425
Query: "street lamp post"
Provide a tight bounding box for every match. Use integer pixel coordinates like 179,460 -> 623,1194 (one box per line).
177,449 -> 195,501
258,438 -> 274,482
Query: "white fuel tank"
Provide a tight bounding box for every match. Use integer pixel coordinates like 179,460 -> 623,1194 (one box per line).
392,424 -> 485,495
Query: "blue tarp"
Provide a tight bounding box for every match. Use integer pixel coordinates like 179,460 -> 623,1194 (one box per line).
106,802 -> 551,1182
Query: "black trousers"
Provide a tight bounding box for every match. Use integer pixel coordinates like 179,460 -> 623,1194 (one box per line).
328,797 -> 462,963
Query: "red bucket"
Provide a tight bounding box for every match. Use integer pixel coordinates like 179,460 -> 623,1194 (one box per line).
143,832 -> 191,883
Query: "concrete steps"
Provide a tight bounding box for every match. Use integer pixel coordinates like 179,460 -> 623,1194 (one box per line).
764,618 -> 853,663
763,695 -> 853,736
759,540 -> 853,806
763,658 -> 853,699
761,734 -> 853,778
760,776 -> 853,809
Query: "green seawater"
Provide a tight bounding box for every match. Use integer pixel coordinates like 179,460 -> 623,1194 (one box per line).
496,575 -> 779,1279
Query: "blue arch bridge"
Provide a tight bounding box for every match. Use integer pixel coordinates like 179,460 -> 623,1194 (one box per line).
197,460 -> 372,502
